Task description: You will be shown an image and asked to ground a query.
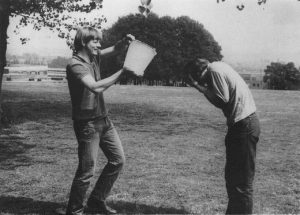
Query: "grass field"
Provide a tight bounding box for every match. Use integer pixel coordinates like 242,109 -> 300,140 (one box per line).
0,81 -> 299,214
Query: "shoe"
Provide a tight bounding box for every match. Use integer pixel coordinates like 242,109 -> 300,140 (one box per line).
55,207 -> 84,215
86,200 -> 117,214
55,208 -> 66,215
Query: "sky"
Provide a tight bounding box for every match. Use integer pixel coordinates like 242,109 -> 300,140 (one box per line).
6,0 -> 300,69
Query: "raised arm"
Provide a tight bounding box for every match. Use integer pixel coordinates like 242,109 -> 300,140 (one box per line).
100,34 -> 135,57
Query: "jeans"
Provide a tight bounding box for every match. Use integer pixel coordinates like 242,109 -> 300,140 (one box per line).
225,113 -> 260,214
66,117 -> 125,215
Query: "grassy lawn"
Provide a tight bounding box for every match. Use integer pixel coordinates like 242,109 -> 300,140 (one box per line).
0,81 -> 299,214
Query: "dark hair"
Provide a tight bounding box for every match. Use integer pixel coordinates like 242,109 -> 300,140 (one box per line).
74,27 -> 102,52
184,58 -> 209,80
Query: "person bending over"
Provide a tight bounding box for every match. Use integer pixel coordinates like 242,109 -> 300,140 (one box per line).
185,58 -> 260,214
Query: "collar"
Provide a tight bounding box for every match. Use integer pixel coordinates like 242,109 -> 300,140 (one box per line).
199,63 -> 210,83
73,53 -> 93,64
200,66 -> 208,79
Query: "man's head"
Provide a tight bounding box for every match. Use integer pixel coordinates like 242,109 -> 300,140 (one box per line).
74,27 -> 102,56
184,58 -> 209,82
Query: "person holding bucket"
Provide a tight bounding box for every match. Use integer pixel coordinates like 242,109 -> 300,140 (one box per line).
61,27 -> 134,215
184,58 -> 260,214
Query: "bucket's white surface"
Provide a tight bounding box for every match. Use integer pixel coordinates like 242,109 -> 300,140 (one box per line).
123,40 -> 157,76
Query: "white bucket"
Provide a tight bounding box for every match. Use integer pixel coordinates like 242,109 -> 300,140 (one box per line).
123,40 -> 157,76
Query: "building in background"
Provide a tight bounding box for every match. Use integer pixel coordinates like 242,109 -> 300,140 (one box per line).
3,65 -> 66,82
239,73 -> 266,89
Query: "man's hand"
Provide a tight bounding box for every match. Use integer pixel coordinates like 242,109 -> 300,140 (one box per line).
186,74 -> 207,94
121,68 -> 134,77
101,34 -> 135,57
115,34 -> 135,52
124,34 -> 135,43
185,74 -> 198,87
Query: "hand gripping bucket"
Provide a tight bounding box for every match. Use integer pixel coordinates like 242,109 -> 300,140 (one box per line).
123,40 -> 157,76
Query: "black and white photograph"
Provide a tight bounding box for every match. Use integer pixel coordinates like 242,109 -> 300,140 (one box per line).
0,0 -> 299,214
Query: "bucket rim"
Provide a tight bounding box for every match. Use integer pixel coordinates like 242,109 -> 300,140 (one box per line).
131,40 -> 157,54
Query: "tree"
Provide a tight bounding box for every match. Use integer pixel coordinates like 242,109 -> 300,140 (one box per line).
6,54 -> 20,65
48,56 -> 71,68
0,0 -> 104,123
263,62 -> 300,90
0,0 -> 10,122
101,14 -> 222,85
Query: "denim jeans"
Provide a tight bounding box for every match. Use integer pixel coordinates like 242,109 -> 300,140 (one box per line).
66,117 -> 125,215
225,113 -> 260,214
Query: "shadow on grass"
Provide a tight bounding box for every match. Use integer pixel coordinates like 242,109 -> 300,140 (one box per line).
2,100 -> 168,125
0,132 -> 36,170
2,100 -> 205,135
0,196 -> 63,215
0,99 -> 212,171
0,100 -> 72,170
108,200 -> 189,214
0,196 -> 189,215
2,100 -> 71,124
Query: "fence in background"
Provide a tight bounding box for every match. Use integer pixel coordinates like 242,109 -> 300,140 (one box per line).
4,66 -> 268,89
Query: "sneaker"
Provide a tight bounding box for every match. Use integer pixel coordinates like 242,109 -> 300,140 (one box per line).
55,207 -> 84,215
86,200 -> 117,214
55,208 -> 66,215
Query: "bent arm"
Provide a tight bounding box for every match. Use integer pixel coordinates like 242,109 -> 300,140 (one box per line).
209,70 -> 229,103
203,90 -> 225,108
204,71 -> 229,108
188,74 -> 225,108
81,69 -> 124,94
187,74 -> 207,93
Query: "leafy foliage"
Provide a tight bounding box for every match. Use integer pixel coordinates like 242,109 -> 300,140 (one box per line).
263,62 -> 300,90
9,0 -> 105,47
101,14 -> 222,84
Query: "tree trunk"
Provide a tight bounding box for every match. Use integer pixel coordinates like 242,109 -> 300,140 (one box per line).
0,0 -> 10,124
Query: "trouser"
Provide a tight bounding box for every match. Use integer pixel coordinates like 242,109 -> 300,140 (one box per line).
66,116 -> 125,215
225,113 -> 260,214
